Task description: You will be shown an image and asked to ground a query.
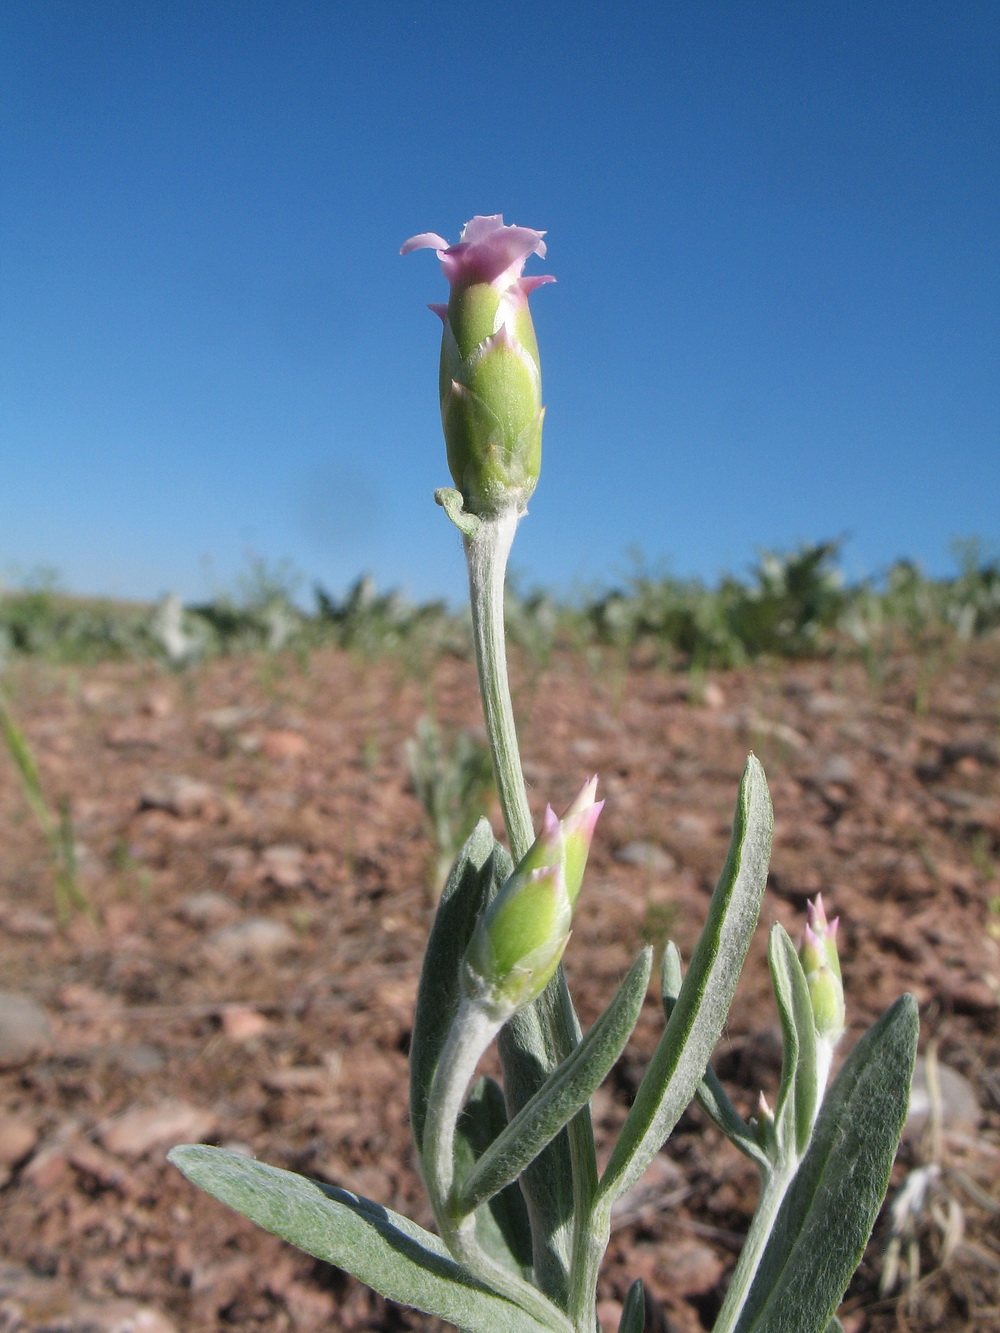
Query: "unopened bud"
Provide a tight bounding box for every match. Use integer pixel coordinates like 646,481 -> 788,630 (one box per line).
462,779 -> 602,1019
800,896 -> 845,1043
402,215 -> 553,518
462,861 -> 572,1019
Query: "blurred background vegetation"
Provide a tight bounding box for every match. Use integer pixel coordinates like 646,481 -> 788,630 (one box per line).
1,539 -> 997,674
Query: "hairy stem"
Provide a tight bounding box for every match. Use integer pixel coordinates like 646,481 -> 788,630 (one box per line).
711,1161 -> 797,1333
421,997 -> 572,1332
463,510 -> 534,861
463,505 -> 599,1315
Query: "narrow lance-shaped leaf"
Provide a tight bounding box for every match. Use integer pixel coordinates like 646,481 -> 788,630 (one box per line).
661,944 -> 768,1172
410,820 -> 511,1153
459,948 -> 652,1216
599,755 -> 772,1203
730,994 -> 919,1333
168,1146 -> 550,1333
497,986 -> 576,1305
619,1280 -> 646,1333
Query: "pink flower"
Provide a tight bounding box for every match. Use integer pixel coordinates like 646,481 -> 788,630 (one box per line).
401,216 -> 555,517
401,214 -> 554,299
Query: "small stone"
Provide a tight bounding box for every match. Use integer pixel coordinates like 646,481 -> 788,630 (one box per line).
261,844 -> 308,889
596,1300 -> 623,1333
220,1005 -> 269,1041
613,841 -> 676,873
141,691 -> 173,718
105,721 -> 164,749
0,1115 -> 38,1167
816,754 -> 856,786
672,812 -> 713,840
946,980 -> 999,1016
67,1138 -> 129,1189
1,909 -> 57,938
699,681 -> 726,709
58,982 -> 113,1012
905,1056 -> 980,1141
139,774 -> 221,819
100,1101 -> 217,1158
742,712 -> 809,750
804,690 -> 849,716
205,917 -> 297,963
218,1140 -> 255,1157
203,705 -> 256,731
209,845 -> 255,874
0,991 -> 54,1068
669,1238 -> 726,1295
113,1043 -> 166,1075
62,1300 -> 178,1333
177,890 -> 239,927
263,1066 -> 332,1094
261,729 -> 308,760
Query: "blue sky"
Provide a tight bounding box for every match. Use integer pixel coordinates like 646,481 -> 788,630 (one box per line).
2,1 -> 997,606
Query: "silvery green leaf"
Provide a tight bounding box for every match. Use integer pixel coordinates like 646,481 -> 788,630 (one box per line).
661,943 -> 768,1171
600,755 -> 773,1203
168,1145 -> 549,1333
496,982 -> 576,1306
619,1279 -> 646,1333
459,948 -> 652,1216
729,994 -> 918,1333
454,1077 -> 533,1277
768,924 -> 818,1158
410,820 -> 511,1153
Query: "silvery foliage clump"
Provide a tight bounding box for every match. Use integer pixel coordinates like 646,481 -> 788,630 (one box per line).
170,217 -> 918,1332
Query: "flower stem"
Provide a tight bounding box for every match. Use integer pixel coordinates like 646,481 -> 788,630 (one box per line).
711,1161 -> 797,1333
463,510 -> 534,861
462,503 -> 599,1319
421,997 -> 573,1333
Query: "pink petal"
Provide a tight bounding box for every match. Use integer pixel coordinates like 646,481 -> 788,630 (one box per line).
400,232 -> 451,256
518,275 -> 557,295
460,214 -> 507,244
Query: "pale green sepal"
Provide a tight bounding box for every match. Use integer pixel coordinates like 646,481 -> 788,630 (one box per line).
446,281 -> 503,360
599,755 -> 773,1204
768,924 -> 819,1158
410,822 -> 510,1154
168,1146 -> 550,1333
458,948 -> 652,1216
729,994 -> 919,1333
825,1320 -> 845,1332
435,487 -> 481,538
619,1279 -> 646,1333
454,1077 -> 534,1279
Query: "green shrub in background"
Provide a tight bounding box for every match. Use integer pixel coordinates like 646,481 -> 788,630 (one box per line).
2,539 -> 997,670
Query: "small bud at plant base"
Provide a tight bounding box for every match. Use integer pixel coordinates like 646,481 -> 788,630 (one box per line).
401,215 -> 553,518
462,779 -> 602,1019
752,1092 -> 777,1154
800,897 -> 845,1044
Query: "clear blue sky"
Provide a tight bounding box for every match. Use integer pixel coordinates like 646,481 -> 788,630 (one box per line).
2,1 -> 997,606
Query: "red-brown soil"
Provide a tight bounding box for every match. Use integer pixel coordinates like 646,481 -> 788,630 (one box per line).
1,642 -> 998,1332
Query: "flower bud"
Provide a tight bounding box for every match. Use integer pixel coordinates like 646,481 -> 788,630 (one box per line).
799,896 -> 845,1043
401,215 -> 554,518
462,779 -> 602,1019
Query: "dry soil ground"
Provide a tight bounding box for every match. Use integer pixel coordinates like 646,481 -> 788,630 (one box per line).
0,641 -> 998,1332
